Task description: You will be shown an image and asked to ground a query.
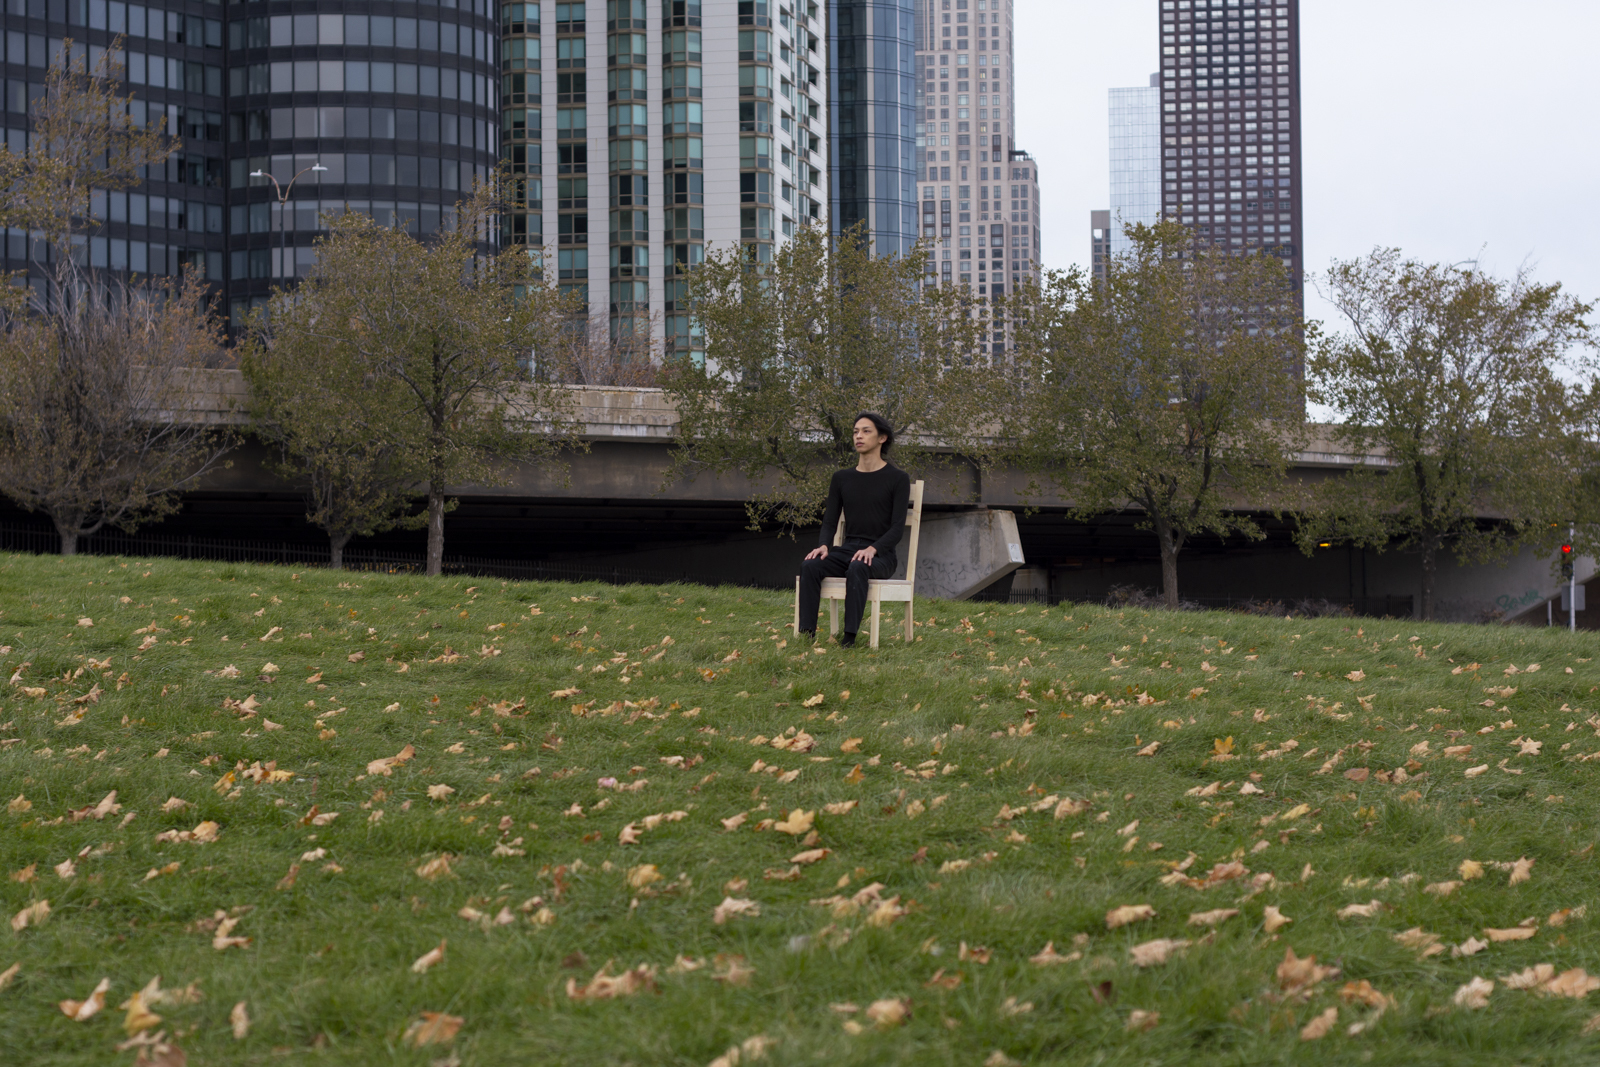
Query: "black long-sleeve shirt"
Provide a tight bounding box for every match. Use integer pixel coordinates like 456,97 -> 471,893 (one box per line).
818,464 -> 911,554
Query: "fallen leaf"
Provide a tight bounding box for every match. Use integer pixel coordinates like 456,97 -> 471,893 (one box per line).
1543,969 -> 1600,999
1263,906 -> 1293,934
59,977 -> 111,1021
367,744 -> 416,776
1277,947 -> 1339,994
1337,900 -> 1387,920
1188,908 -> 1239,927
412,941 -> 446,973
1339,980 -> 1394,1011
863,998 -> 910,1029
565,962 -> 658,1000
1508,856 -> 1534,886
415,855 -> 455,881
1453,937 -> 1490,958
1300,1006 -> 1338,1040
402,1012 -> 463,1046
1393,927 -> 1446,958
1345,670 -> 1366,682
713,897 -> 760,925
230,1000 -> 250,1039
1454,976 -> 1494,1009
1424,880 -> 1463,897
1484,927 -> 1538,942
773,809 -> 815,836
802,693 -> 825,708
1128,939 -> 1189,968
1125,1009 -> 1160,1032
1460,859 -> 1485,881
427,784 -> 456,801
212,913 -> 251,950
120,989 -> 162,1036
791,849 -> 831,865
10,899 -> 49,932
1106,904 -> 1156,930
1028,942 -> 1081,966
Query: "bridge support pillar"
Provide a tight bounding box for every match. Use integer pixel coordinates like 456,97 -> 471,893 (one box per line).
911,509 -> 1025,601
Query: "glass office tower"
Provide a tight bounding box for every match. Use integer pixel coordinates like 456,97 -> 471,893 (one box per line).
1107,74 -> 1159,256
0,0 -> 502,324
827,0 -> 915,260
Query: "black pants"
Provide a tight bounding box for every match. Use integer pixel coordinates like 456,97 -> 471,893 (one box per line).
797,539 -> 897,636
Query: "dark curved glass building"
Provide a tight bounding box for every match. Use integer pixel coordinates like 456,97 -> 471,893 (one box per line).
827,0 -> 915,260
0,0 -> 500,324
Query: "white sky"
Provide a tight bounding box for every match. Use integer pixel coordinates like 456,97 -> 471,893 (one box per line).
1014,0 -> 1600,326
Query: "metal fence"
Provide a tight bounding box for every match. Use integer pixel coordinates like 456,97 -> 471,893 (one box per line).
1001,588 -> 1416,619
0,522 -> 789,591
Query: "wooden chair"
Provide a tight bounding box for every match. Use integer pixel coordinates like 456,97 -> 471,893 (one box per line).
793,479 -> 924,649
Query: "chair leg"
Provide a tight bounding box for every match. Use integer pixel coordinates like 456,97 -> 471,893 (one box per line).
869,598 -> 881,649
793,577 -> 800,637
828,597 -> 839,636
904,601 -> 914,643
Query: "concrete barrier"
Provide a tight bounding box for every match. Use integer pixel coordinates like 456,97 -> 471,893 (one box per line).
911,509 -> 1025,601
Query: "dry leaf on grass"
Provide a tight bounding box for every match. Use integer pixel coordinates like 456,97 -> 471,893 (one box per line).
1501,965 -> 1600,998
1484,927 -> 1538,942
773,809 -> 815,835
59,977 -> 111,1021
10,899 -> 49,932
402,1012 -> 463,1046
1424,880 -> 1463,897
565,962 -> 658,1000
367,744 -> 416,776
230,1001 -> 250,1039
1188,908 -> 1238,927
713,897 -> 760,925
1300,1006 -> 1338,1040
412,941 -> 446,974
120,989 -> 162,1036
863,998 -> 911,1029
1453,937 -> 1490,958
1263,906 -> 1293,933
415,855 -> 455,881
1460,859 -> 1485,881
1393,928 -> 1445,959
212,913 -> 251,950
1339,980 -> 1395,1011
1277,948 -> 1340,994
1126,1009 -> 1160,1032
707,1035 -> 776,1067
1508,856 -> 1535,886
1454,976 -> 1494,1009
1106,904 -> 1156,929
1029,942 -> 1081,966
1337,900 -> 1388,920
1128,939 -> 1190,967
0,962 -> 19,989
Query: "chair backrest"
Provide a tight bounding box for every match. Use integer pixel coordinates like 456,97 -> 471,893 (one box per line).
831,479 -> 925,583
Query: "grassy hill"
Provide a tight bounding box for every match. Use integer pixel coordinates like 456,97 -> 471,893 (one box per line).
2,551 -> 1599,1066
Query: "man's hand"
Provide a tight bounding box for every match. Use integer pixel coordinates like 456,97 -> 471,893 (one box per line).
804,545 -> 829,561
851,545 -> 877,565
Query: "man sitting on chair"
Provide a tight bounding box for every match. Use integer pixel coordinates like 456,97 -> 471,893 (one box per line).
797,412 -> 912,647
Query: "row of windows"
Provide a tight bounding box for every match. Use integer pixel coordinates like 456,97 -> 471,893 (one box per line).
227,61 -> 494,106
228,15 -> 489,58
6,234 -> 222,281
228,153 -> 492,190
232,106 -> 493,150
226,198 -> 462,235
77,3 -> 218,46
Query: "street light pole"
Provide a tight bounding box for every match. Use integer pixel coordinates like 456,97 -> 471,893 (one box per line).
250,163 -> 327,282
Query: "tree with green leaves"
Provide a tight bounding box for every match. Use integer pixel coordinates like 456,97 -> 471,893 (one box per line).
659,222 -> 997,531
0,45 -> 231,556
241,182 -> 585,575
1302,250 -> 1597,620
1003,221 -> 1309,609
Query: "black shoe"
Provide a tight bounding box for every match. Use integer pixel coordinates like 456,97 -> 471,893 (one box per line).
838,632 -> 857,648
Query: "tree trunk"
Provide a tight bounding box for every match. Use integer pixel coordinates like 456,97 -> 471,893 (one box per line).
1159,535 -> 1181,610
1419,538 -> 1437,621
329,532 -> 350,571
426,485 -> 446,577
58,525 -> 79,557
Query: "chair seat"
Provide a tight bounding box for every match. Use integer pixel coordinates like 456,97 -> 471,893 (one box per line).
819,577 -> 914,601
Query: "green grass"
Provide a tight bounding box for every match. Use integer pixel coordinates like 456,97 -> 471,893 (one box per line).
3,552 -> 1600,1066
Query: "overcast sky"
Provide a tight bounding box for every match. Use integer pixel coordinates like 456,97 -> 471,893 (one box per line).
1014,0 -> 1600,327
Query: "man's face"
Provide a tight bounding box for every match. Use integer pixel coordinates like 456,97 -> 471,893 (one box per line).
853,419 -> 884,454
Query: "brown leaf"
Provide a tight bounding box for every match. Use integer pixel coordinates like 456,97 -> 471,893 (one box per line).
402,1011 -> 463,1046
565,962 -> 659,1000
1105,904 -> 1156,930
1454,976 -> 1494,1009
415,855 -> 455,881
863,998 -> 911,1029
59,977 -> 110,1021
1187,908 -> 1239,928
1125,1009 -> 1160,1033
1508,856 -> 1534,886
1483,926 -> 1538,942
230,1001 -> 250,1039
412,941 -> 446,974
712,897 -> 760,925
1339,980 -> 1394,1011
1262,905 -> 1293,934
1028,941 -> 1081,966
773,809 -> 815,835
1299,1006 -> 1338,1040
1128,939 -> 1189,968
10,899 -> 49,932
1277,947 -> 1339,994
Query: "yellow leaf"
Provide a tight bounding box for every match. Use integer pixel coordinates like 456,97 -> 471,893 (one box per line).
415,855 -> 455,881
402,1011 -> 463,1046
1484,927 -> 1538,942
863,998 -> 910,1029
230,1000 -> 251,1039
10,899 -> 49,932
773,809 -> 815,836
1460,859 -> 1485,881
627,864 -> 663,889
1262,905 -> 1293,934
1106,904 -> 1156,930
411,941 -> 446,974
59,977 -> 110,1021
802,693 -> 825,708
1508,856 -> 1534,886
120,990 -> 162,1036
1300,1006 -> 1337,1040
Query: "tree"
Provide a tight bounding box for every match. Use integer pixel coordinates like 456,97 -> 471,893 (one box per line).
659,222 -> 996,531
1004,222 -> 1309,609
1303,250 -> 1597,620
0,45 -> 231,556
252,183 -> 585,576
240,313 -> 426,569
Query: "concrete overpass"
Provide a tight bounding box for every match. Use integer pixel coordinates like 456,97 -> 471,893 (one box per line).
0,371 -> 1588,625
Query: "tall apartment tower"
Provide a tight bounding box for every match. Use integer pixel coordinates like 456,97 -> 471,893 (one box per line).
1108,73 -> 1160,256
1158,0 -> 1300,281
0,0 -> 502,325
828,0 -> 916,259
500,0 -> 828,363
912,0 -> 1036,300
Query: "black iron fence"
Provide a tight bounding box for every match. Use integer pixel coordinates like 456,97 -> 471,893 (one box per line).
0,522 -> 789,592
1002,588 -> 1416,619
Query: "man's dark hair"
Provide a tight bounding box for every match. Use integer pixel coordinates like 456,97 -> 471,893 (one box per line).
854,412 -> 894,457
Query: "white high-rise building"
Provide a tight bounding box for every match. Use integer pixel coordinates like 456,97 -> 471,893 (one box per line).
911,0 -> 1038,311
499,1 -> 829,364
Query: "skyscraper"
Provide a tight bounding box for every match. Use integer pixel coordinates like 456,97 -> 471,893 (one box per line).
0,0 -> 503,324
1108,73 -> 1160,256
502,1 -> 829,365
912,0 -> 1037,301
1158,0 -> 1301,281
828,0 -> 917,259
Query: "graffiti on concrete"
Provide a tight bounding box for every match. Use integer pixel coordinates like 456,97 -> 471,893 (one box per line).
1495,588 -> 1544,612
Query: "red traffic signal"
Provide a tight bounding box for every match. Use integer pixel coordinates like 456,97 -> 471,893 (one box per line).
1562,544 -> 1575,557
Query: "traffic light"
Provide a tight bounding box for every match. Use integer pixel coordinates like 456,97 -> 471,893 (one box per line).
1561,543 -> 1575,581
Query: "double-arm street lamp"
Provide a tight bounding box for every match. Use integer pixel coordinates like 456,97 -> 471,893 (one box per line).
250,163 -> 326,282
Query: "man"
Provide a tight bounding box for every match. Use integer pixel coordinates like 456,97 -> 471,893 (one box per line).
796,413 -> 911,647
